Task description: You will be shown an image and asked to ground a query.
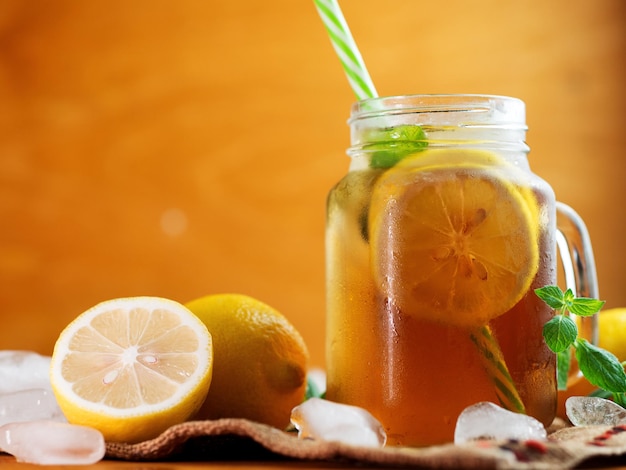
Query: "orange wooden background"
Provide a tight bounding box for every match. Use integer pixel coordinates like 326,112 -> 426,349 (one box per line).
1,0 -> 624,368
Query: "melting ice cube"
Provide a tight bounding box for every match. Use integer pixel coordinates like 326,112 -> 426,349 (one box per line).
290,397 -> 386,447
0,351 -> 52,394
566,396 -> 626,426
0,420 -> 105,465
454,402 -> 547,444
0,388 -> 66,426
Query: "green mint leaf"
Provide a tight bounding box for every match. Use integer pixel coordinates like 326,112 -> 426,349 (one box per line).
543,315 -> 578,352
589,388 -> 610,399
568,297 -> 606,317
562,288 -> 576,308
535,286 -> 565,309
613,392 -> 626,408
575,338 -> 626,392
367,125 -> 428,169
556,348 -> 571,390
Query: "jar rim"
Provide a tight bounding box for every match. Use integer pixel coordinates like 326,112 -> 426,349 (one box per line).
349,94 -> 526,128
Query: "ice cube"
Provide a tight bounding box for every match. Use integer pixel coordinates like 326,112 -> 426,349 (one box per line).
565,396 -> 626,426
454,401 -> 547,444
290,397 -> 386,447
0,420 -> 105,465
0,351 -> 52,394
0,388 -> 66,426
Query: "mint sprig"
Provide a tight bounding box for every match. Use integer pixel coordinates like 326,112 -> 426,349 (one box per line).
365,125 -> 428,169
535,286 -> 626,400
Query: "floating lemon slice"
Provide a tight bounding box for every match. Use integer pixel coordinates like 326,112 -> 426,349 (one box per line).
50,297 -> 213,443
370,149 -> 540,328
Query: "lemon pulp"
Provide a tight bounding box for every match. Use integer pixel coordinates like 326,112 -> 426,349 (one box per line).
50,297 -> 213,443
369,149 -> 540,328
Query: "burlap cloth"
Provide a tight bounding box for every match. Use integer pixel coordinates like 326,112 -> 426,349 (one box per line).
105,418 -> 626,469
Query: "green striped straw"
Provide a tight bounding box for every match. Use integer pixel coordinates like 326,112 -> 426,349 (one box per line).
313,0 -> 525,415
313,0 -> 378,100
471,326 -> 526,413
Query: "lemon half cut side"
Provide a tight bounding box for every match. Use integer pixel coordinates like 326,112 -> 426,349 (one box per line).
370,152 -> 540,328
50,296 -> 213,443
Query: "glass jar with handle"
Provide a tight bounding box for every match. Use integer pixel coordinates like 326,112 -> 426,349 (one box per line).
325,94 -> 599,446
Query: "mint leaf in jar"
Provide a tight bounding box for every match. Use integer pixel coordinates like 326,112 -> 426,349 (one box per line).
365,125 -> 427,169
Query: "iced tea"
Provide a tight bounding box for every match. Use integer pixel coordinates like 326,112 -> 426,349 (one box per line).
325,95 -> 558,446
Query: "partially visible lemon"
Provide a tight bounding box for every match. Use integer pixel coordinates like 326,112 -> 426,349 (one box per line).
369,149 -> 540,328
50,297 -> 213,443
185,294 -> 309,429
598,307 -> 626,362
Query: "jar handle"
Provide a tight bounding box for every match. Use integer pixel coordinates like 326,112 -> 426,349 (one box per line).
556,201 -> 599,345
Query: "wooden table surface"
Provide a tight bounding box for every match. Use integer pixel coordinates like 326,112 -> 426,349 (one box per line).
0,456 -> 378,469
2,453 -> 626,469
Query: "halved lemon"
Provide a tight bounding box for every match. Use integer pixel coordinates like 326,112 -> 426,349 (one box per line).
369,149 -> 540,328
50,297 -> 213,443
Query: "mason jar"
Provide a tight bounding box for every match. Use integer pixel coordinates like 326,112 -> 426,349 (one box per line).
325,94 -> 597,446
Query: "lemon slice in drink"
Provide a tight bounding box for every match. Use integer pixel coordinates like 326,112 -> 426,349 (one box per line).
50,297 -> 213,443
369,149 -> 540,328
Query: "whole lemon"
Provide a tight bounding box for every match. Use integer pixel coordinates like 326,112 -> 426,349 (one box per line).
185,294 -> 309,429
